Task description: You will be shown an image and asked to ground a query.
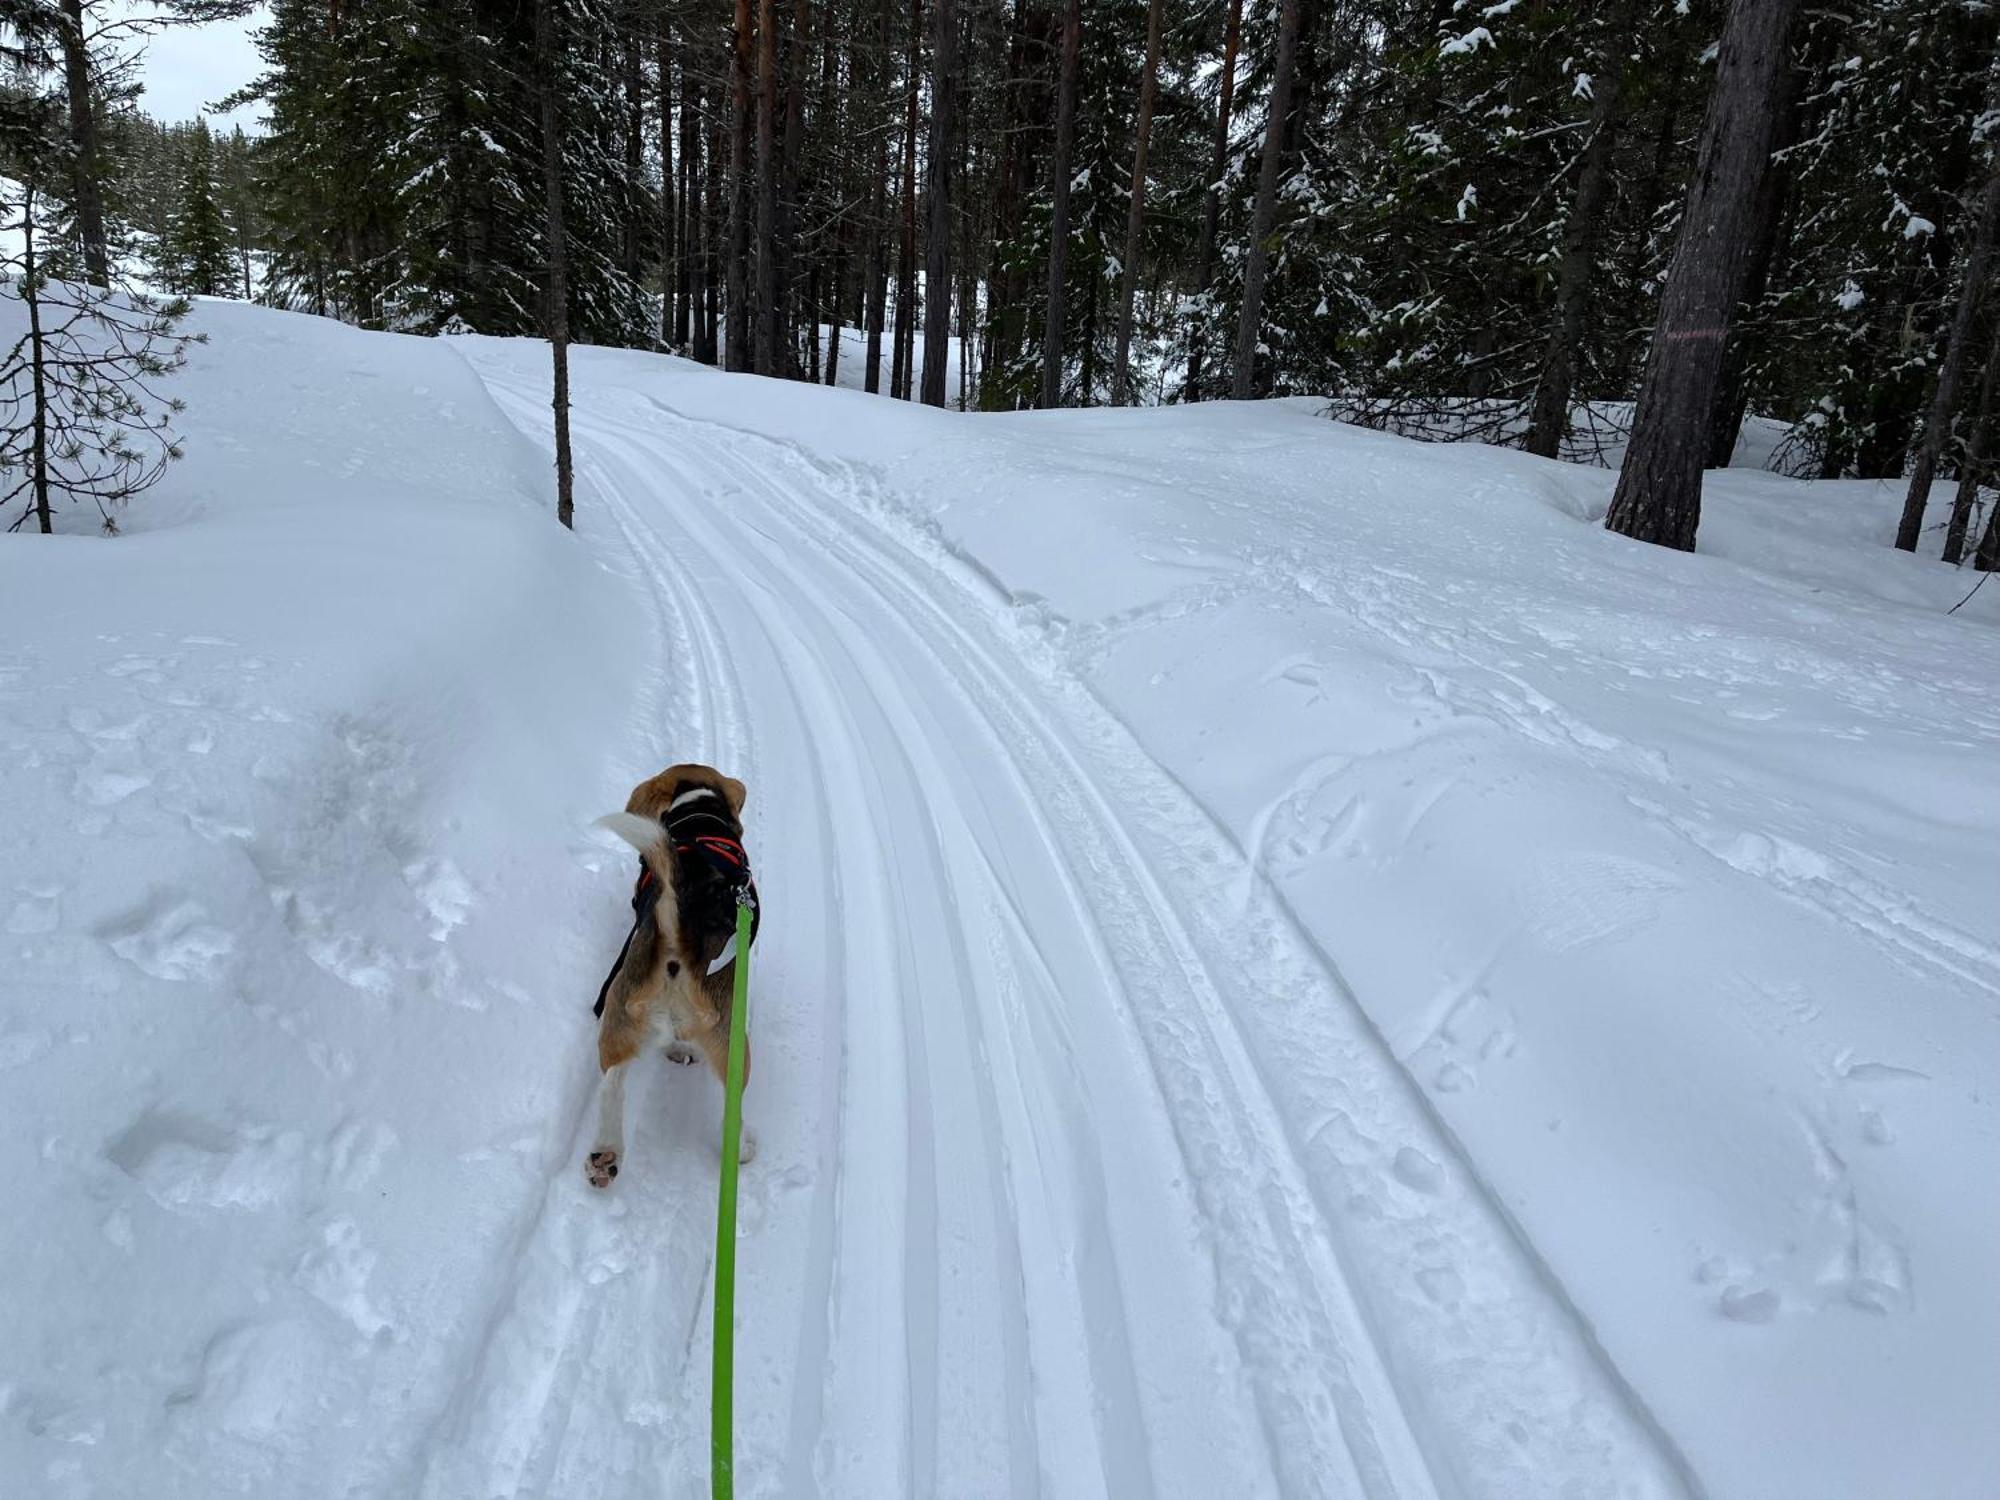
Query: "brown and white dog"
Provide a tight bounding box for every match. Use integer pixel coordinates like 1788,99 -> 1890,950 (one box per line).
586,763 -> 758,1189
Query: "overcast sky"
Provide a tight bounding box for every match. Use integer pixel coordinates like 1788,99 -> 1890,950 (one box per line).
135,6 -> 264,129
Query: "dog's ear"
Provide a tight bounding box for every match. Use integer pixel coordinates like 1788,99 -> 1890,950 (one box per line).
720,775 -> 746,815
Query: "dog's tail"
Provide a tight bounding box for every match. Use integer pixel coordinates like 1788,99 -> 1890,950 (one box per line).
596,812 -> 673,890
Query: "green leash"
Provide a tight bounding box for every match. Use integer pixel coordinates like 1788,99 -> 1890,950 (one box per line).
712,895 -> 754,1500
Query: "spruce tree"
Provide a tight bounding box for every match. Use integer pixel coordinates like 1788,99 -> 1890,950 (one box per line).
162,117 -> 232,296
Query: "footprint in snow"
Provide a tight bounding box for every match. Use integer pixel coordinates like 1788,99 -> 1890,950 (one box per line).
97,895 -> 236,981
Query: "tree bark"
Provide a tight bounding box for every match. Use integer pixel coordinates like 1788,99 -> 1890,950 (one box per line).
1897,101 -> 2000,551
1706,23 -> 1818,469
726,0 -> 755,371
1232,0 -> 1302,401
892,0 -> 922,401
1605,0 -> 1801,552
755,0 -> 780,376
657,10 -> 676,347
1185,0 -> 1243,403
1943,318 -> 2000,565
861,0 -> 891,394
979,0 -> 1030,407
21,187 -> 53,533
780,0 -> 812,371
1523,37 -> 1626,459
535,0 -> 575,529
58,0 -> 108,286
920,0 -> 957,406
622,22 -> 645,288
677,52 -> 698,349
1976,482 -> 2000,569
1111,0 -> 1164,406
1040,0 -> 1082,409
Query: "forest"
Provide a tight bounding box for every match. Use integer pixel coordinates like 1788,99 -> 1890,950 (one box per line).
6,0 -> 2000,563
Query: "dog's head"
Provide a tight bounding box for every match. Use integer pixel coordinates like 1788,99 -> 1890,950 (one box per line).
626,763 -> 747,823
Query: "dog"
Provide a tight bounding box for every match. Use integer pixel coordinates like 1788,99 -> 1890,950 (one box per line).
586,763 -> 758,1189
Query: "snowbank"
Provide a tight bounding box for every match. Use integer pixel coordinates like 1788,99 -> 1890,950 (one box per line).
5,303 -> 1996,1498
0,302 -> 646,1495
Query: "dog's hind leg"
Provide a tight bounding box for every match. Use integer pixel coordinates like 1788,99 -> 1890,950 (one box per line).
586,1061 -> 628,1188
689,992 -> 756,1164
587,916 -> 660,1189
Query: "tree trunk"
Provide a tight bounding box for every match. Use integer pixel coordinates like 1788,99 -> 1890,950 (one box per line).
58,0 -> 108,286
920,0 -> 957,406
1523,38 -> 1626,459
780,0 -> 812,373
535,0 -> 575,529
979,0 -> 1030,407
1185,0 -> 1243,403
863,0 -> 891,395
622,24 -> 644,288
657,11 -> 676,347
1040,0 -> 1082,409
892,0 -> 922,401
1944,319 -> 2000,565
755,0 -> 780,375
1232,0 -> 1302,401
1976,483 -> 2000,569
1897,107 -> 2000,551
826,241 -> 846,385
1605,0 -> 1801,552
677,58 -> 697,349
705,95 -> 724,362
21,188 -> 52,533
1111,0 -> 1164,406
1706,25 -> 1816,469
726,0 -> 755,371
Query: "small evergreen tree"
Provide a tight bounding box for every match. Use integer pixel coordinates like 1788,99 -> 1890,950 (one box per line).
162,117 -> 233,296
2,170 -> 196,534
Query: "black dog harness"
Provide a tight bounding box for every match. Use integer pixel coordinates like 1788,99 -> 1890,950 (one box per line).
593,796 -> 758,1019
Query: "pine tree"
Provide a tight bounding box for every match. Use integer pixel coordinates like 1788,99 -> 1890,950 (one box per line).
162,117 -> 232,296
1606,0 -> 1802,551
0,72 -> 195,534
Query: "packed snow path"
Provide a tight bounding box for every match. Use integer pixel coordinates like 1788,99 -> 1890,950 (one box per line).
419,347 -> 1695,1500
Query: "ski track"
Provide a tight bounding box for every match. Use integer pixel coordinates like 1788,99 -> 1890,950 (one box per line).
421,353 -> 1698,1500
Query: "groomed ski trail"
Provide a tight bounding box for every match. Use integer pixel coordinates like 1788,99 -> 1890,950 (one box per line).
421,348 -> 1699,1500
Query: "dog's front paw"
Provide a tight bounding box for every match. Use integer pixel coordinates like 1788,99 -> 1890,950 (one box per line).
585,1149 -> 620,1189
663,1041 -> 699,1067
736,1127 -> 758,1165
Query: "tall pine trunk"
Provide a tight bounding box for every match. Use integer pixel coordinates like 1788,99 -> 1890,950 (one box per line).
1605,0 -> 1800,552
1943,319 -> 2000,565
1186,0 -> 1243,403
621,25 -> 644,290
1706,26 -> 1818,469
58,0 -> 107,286
1040,0 -> 1082,409
1111,0 -> 1164,407
892,0 -> 922,401
755,0 -> 780,376
726,0 -> 755,371
535,0 -> 575,529
864,0 -> 892,394
980,0 -> 1030,407
657,12 -> 676,348
677,59 -> 698,350
1232,0 -> 1302,401
779,0 -> 812,372
920,0 -> 956,406
1523,36 -> 1626,460
1897,79 -> 2000,552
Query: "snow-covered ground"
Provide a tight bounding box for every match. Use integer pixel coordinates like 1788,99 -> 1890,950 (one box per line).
3,300 -> 1996,1499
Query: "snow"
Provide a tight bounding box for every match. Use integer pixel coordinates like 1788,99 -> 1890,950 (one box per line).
4,300 -> 1997,1499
